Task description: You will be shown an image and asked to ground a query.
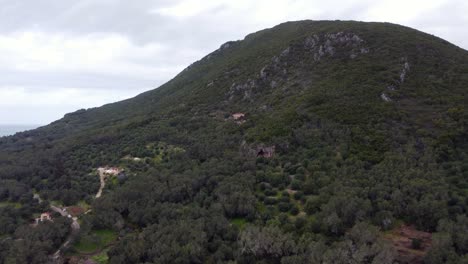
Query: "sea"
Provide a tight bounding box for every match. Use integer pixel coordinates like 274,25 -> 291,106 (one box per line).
0,125 -> 41,137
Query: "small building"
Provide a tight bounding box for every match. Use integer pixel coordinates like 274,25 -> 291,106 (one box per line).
40,212 -> 52,222
103,167 -> 122,175
232,113 -> 245,120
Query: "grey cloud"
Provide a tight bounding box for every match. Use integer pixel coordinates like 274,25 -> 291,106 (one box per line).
0,70 -> 159,90
0,0 -> 244,51
0,1 -> 186,43
407,0 -> 468,49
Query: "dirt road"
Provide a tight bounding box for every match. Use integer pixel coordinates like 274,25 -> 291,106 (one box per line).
95,168 -> 107,198
51,205 -> 80,261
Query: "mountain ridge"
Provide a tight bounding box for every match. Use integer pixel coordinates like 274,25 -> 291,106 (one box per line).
15,21 -> 467,136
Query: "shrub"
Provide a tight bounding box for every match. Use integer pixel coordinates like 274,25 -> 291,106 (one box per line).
411,238 -> 423,250
264,189 -> 277,196
264,197 -> 277,205
305,196 -> 321,215
290,180 -> 303,190
290,206 -> 299,216
295,216 -> 306,229
257,194 -> 265,201
293,191 -> 304,200
278,202 -> 292,212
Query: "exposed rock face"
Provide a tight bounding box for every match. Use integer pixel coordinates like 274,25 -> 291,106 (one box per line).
400,61 -> 410,83
203,41 -> 240,61
227,79 -> 257,101
381,93 -> 392,102
224,31 -> 409,106
256,146 -> 275,158
220,41 -> 237,50
226,32 -> 370,103
240,142 -> 276,158
309,32 -> 369,61
380,58 -> 411,102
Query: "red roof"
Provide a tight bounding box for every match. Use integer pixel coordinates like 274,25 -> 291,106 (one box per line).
232,113 -> 245,120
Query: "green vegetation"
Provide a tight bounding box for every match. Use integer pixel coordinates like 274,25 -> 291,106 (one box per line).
77,200 -> 91,211
91,250 -> 110,264
74,229 -> 117,254
0,201 -> 22,209
231,217 -> 248,229
0,20 -> 467,263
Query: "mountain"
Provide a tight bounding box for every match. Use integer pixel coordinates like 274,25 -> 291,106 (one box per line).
0,20 -> 466,264
0,124 -> 40,137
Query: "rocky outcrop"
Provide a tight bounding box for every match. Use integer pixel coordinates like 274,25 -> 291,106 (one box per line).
400,61 -> 410,83
226,32 -> 370,103
227,79 -> 257,101
256,146 -> 275,158
306,32 -> 369,61
240,141 -> 276,158
381,58 -> 411,102
381,93 -> 392,102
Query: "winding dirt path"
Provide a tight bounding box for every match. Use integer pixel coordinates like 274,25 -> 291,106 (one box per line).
95,168 -> 107,198
51,205 -> 81,261
44,167 -> 112,262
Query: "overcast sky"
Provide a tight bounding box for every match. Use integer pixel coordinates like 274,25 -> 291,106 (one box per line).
0,0 -> 466,125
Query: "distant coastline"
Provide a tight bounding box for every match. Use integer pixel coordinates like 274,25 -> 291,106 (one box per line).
0,125 -> 40,137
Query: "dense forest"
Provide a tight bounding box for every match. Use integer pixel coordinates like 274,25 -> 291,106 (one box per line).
0,21 -> 467,263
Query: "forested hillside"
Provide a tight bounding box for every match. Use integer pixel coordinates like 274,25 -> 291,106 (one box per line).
0,20 -> 467,264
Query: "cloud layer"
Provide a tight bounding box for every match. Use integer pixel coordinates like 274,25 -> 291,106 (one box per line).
0,0 -> 466,125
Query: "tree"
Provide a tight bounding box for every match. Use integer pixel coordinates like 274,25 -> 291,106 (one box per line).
239,225 -> 296,261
